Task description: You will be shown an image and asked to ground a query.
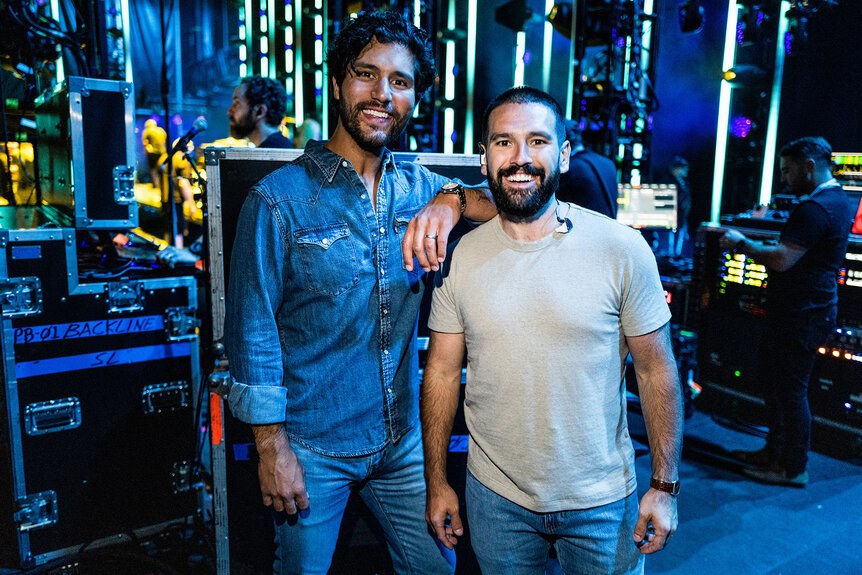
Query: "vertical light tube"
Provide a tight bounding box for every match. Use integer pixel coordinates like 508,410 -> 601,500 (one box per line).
710,1 -> 740,223
321,10 -> 329,137
294,0 -> 304,125
514,31 -> 526,86
314,16 -> 323,64
445,42 -> 456,100
542,0 -> 555,93
465,0 -> 478,153
414,0 -> 421,27
268,0 -> 276,78
441,0 -> 456,152
245,0 -> 253,74
285,27 -> 293,73
564,0 -> 579,119
121,0 -> 133,82
640,0 -> 654,102
51,0 -> 64,81
623,35 -> 632,89
759,1 -> 791,205
444,108 -> 455,154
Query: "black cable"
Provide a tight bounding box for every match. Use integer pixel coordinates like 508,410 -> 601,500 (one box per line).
15,0 -> 91,77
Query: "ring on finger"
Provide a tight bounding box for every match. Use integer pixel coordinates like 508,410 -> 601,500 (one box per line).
425,234 -> 438,239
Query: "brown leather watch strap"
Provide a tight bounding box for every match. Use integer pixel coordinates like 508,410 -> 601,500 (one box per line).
650,477 -> 680,496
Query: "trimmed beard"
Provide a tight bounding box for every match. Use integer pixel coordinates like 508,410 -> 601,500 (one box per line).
489,163 -> 560,222
335,97 -> 410,152
229,109 -> 255,139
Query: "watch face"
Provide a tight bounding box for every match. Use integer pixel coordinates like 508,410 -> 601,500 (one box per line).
441,181 -> 461,192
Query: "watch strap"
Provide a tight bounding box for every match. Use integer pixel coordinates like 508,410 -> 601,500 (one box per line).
438,183 -> 467,215
650,477 -> 680,496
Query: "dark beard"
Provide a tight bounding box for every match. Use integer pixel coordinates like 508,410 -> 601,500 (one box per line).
489,164 -> 560,221
229,110 -> 256,139
336,97 -> 410,152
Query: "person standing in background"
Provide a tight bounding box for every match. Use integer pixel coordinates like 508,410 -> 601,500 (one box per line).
142,118 -> 167,192
555,120 -> 618,218
227,75 -> 294,148
720,137 -> 852,487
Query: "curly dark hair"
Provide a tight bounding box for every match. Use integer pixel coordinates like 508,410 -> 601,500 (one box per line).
480,86 -> 566,148
239,76 -> 287,127
327,11 -> 436,96
779,137 -> 833,169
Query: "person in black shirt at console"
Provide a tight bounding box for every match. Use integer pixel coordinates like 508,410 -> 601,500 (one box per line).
720,137 -> 852,487
556,121 -> 618,218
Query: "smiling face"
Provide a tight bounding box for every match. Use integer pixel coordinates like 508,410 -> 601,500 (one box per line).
482,102 -> 570,221
331,39 -> 417,152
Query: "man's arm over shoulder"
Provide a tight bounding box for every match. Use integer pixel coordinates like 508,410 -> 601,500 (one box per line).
401,168 -> 496,272
627,322 -> 683,554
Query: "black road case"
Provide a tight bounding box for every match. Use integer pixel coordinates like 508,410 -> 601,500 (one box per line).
0,228 -> 201,569
35,76 -> 138,230
203,147 -> 482,574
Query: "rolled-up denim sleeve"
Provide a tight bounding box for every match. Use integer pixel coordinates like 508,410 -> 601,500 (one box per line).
225,189 -> 289,424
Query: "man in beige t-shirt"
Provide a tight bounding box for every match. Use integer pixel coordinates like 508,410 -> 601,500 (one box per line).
421,87 -> 683,574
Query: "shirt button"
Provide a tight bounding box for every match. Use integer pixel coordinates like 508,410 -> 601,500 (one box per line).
361,194 -> 366,199
382,309 -> 388,315
387,388 -> 392,393
380,269 -> 385,275
384,349 -> 389,355
379,227 -> 385,234
342,160 -> 349,167
321,238 -> 328,245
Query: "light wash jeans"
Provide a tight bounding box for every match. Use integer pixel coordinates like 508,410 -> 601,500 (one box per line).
466,471 -> 644,575
272,424 -> 455,575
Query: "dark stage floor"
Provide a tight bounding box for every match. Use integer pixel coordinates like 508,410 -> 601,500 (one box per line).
627,408 -> 862,575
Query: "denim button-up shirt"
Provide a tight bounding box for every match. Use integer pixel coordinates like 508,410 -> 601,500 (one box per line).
225,140 -> 449,457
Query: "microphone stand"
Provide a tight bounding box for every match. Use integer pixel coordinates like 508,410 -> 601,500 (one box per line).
160,0 -> 175,245
167,152 -> 179,246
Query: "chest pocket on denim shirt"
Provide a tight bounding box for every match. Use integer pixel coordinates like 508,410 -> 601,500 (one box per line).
294,223 -> 359,296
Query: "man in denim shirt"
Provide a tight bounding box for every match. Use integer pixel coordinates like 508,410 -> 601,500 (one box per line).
225,11 -> 495,574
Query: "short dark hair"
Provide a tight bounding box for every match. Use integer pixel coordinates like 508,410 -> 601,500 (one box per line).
327,11 -> 436,95
239,76 -> 287,127
670,156 -> 689,169
779,137 -> 832,169
480,86 -> 566,148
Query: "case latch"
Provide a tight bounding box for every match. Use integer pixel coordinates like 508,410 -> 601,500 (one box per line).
113,165 -> 137,205
0,277 -> 43,318
165,307 -> 200,341
142,381 -> 190,414
15,491 -> 58,532
171,460 -> 193,493
108,281 -> 144,313
24,397 -> 82,436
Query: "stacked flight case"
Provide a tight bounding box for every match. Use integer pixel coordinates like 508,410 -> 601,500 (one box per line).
35,76 -> 138,230
0,227 -> 201,568
0,76 -> 202,570
203,147 -> 482,574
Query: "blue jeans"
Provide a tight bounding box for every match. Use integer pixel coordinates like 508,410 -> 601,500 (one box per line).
273,424 -> 455,575
466,472 -> 643,575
